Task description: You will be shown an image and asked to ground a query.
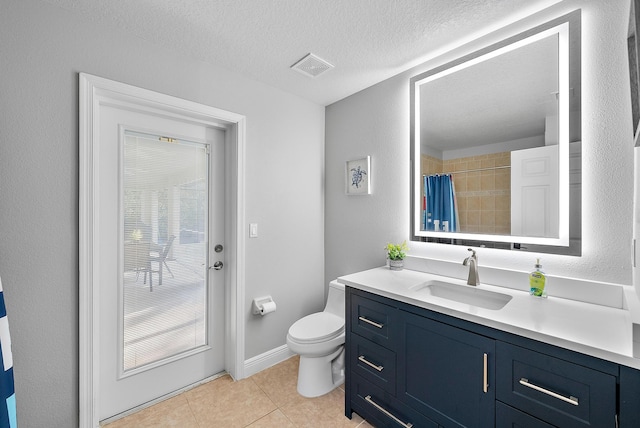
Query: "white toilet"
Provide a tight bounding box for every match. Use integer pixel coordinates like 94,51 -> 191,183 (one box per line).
286,280 -> 345,397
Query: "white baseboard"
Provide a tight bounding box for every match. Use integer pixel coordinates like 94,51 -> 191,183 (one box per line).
243,344 -> 295,378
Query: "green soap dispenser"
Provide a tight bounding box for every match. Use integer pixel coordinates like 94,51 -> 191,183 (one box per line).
529,258 -> 547,297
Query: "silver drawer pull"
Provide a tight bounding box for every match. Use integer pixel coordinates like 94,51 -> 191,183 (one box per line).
365,395 -> 413,428
358,316 -> 384,329
483,353 -> 488,393
358,355 -> 384,372
519,378 -> 579,406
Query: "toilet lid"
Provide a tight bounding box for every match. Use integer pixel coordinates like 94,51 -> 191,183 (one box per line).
288,312 -> 344,343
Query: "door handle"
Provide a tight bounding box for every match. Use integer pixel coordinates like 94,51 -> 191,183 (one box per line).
211,261 -> 223,270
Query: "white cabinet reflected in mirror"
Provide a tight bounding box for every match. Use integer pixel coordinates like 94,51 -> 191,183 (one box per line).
410,10 -> 581,255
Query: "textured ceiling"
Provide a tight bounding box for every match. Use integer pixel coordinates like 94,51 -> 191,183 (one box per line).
41,0 -> 561,106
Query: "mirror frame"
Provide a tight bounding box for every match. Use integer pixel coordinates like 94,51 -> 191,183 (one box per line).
410,10 -> 581,255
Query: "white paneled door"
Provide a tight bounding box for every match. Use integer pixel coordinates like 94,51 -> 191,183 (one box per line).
97,105 -> 226,420
511,145 -> 559,238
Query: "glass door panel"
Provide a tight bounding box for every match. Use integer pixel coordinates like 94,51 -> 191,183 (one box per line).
121,131 -> 209,373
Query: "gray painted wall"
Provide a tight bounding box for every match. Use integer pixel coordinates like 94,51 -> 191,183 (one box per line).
326,0 -> 635,287
0,0 -> 325,426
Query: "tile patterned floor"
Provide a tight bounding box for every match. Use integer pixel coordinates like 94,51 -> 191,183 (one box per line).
102,356 -> 373,428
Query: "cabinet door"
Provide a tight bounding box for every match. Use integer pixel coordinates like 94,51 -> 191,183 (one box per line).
398,310 -> 495,428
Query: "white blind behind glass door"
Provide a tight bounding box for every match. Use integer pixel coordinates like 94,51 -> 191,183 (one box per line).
122,131 -> 209,373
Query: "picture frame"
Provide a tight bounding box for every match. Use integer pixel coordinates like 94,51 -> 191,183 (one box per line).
345,156 -> 371,195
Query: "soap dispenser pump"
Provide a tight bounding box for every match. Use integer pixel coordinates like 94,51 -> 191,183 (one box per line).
529,258 -> 547,298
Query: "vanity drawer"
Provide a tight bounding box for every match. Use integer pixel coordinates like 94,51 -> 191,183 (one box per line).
350,332 -> 396,394
496,401 -> 557,428
351,373 -> 437,428
496,342 -> 617,428
350,294 -> 397,348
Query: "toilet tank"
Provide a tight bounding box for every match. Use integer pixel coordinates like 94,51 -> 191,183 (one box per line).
324,280 -> 345,318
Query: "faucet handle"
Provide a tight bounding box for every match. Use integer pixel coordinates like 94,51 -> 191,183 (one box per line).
462,248 -> 475,265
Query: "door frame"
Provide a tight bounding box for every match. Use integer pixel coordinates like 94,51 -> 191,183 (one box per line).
78,73 -> 246,428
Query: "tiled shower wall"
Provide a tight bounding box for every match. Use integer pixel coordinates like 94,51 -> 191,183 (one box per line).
421,152 -> 511,234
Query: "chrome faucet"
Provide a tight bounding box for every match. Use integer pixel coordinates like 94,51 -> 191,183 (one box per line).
462,248 -> 479,286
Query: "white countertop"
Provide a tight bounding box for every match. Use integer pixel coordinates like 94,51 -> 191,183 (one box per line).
338,267 -> 640,370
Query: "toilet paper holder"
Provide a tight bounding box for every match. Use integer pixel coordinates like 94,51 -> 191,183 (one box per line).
252,296 -> 276,315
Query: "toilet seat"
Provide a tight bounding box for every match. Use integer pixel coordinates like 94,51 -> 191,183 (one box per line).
288,312 -> 344,344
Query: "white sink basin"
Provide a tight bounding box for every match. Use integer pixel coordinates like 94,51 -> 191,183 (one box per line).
410,280 -> 512,310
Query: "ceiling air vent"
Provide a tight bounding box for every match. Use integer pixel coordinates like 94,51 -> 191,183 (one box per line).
290,53 -> 334,78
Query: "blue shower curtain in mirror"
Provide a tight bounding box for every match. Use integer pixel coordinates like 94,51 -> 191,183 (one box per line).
423,174 -> 459,232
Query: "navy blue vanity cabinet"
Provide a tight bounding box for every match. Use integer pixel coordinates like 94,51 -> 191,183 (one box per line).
345,286 -> 632,428
397,309 -> 495,427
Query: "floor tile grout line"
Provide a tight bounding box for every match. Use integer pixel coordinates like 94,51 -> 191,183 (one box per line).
247,377 -> 280,427
247,372 -> 299,427
185,394 -> 203,428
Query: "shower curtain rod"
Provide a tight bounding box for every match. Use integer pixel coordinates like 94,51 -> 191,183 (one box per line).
423,165 -> 510,175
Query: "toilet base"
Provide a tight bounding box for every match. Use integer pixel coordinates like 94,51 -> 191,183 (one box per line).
296,346 -> 345,398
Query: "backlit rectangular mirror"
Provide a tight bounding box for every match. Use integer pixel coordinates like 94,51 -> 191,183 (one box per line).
410,10 -> 581,255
